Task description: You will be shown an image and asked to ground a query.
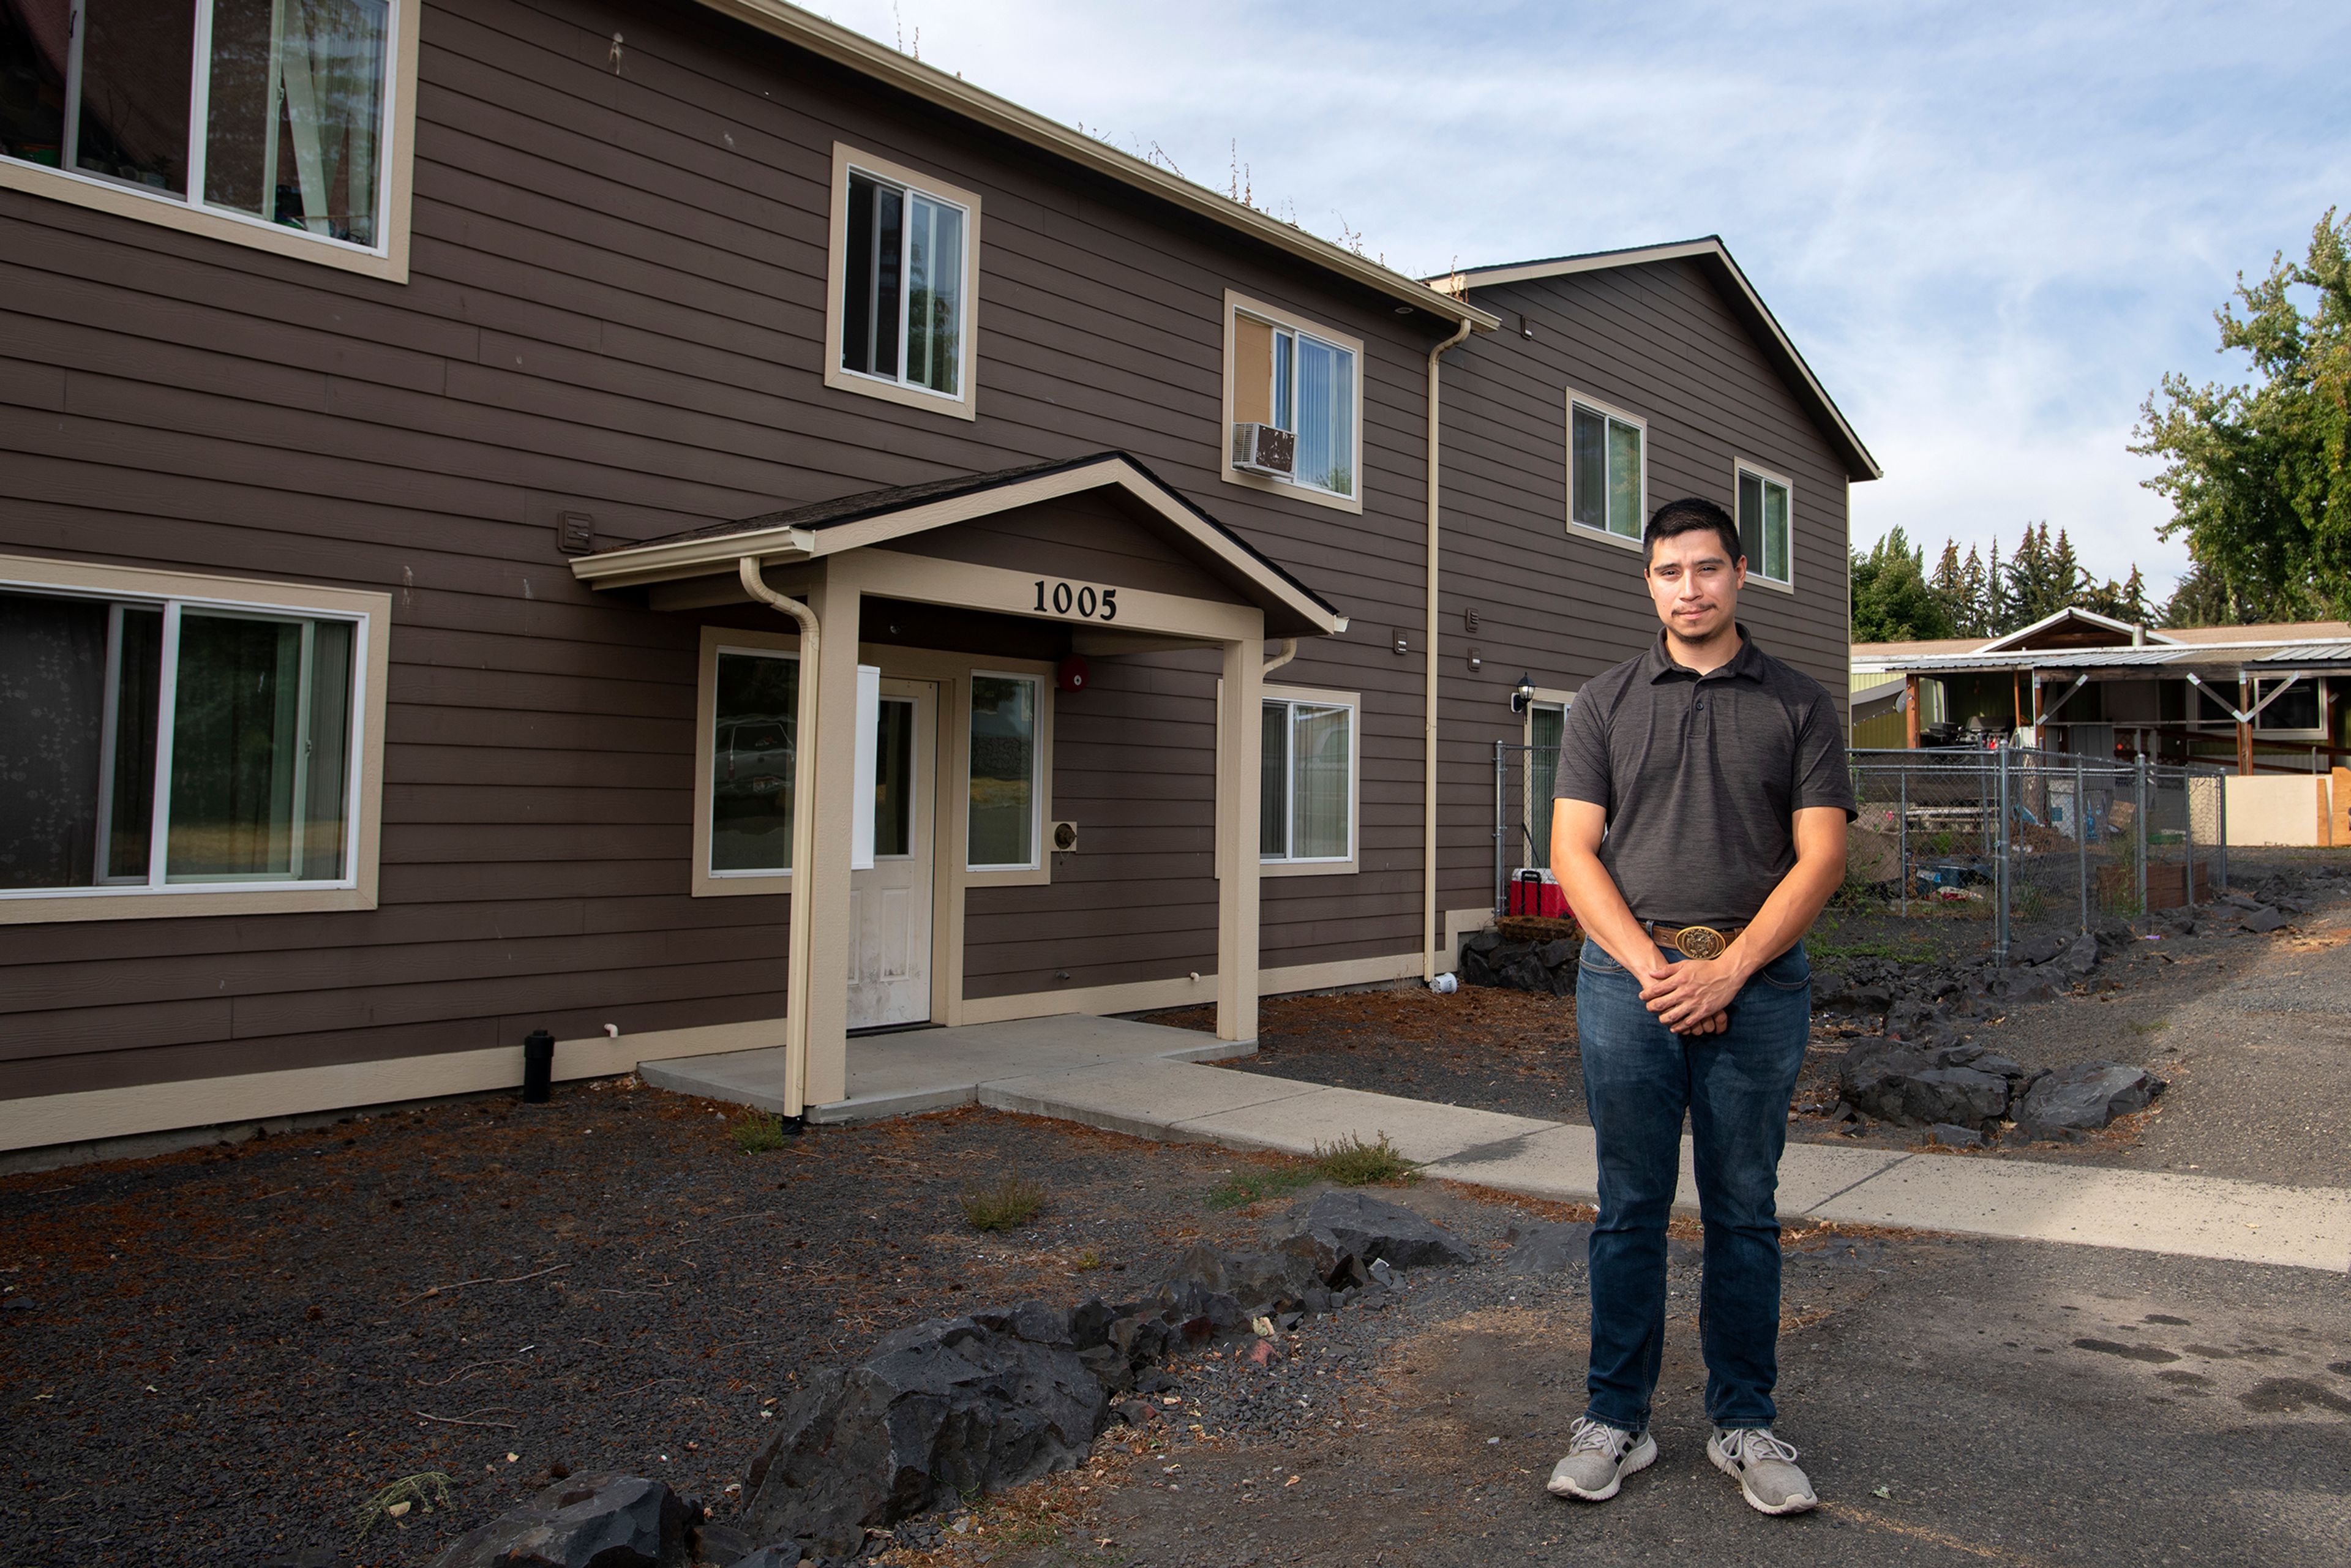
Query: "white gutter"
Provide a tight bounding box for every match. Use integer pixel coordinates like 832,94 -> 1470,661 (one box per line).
1423,317 -> 1474,983
1263,637 -> 1299,677
737,556 -> 822,1124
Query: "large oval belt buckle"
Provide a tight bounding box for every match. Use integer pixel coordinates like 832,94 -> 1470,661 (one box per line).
1674,925 -> 1727,961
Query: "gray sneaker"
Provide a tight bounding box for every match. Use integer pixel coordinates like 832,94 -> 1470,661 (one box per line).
1546,1416 -> 1657,1501
1708,1427 -> 1817,1515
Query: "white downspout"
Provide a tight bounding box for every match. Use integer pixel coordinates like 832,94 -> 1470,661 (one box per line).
738,555 -> 821,1122
1263,637 -> 1299,677
1424,318 -> 1472,983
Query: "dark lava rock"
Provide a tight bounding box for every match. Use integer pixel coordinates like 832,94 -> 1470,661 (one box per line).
1837,1038 -> 2014,1128
739,1311 -> 1107,1556
1161,1240 -> 1321,1313
2013,932 -> 2070,966
1535,937 -> 1581,969
2242,906 -> 2289,934
1281,1190 -> 1477,1272
1500,1220 -> 1593,1275
687,1524 -> 757,1567
430,1473 -> 694,1568
2014,1060 -> 2165,1137
2063,932 -> 2102,975
1928,1123 -> 1985,1149
729,1549 -> 804,1568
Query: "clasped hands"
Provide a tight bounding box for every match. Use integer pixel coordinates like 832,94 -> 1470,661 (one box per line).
1637,950 -> 1745,1036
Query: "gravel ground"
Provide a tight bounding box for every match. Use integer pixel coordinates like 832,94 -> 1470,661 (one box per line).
960,1188 -> 2351,1568
0,1091 -> 1328,1567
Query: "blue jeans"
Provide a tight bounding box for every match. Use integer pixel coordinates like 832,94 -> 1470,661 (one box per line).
1575,937 -> 1812,1432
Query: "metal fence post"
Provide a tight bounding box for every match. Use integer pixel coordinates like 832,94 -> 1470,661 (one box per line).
2075,756 -> 2089,933
2181,764 -> 2196,913
2133,751 -> 2149,919
1897,768 -> 1909,919
2215,771 -> 2229,891
1995,745 -> 2011,965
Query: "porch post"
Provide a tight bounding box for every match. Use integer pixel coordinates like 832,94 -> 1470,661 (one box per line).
1216,629 -> 1265,1043
799,560 -> 863,1105
1903,674 -> 1920,749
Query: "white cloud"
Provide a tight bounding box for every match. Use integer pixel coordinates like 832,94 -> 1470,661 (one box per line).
822,0 -> 2351,597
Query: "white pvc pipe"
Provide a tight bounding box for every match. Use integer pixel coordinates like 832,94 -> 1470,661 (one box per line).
738,555 -> 821,1120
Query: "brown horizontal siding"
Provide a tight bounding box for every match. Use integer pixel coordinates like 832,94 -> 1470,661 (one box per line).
0,0 -> 1450,1099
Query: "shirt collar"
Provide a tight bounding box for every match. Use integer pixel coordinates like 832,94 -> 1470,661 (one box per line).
1647,625 -> 1763,683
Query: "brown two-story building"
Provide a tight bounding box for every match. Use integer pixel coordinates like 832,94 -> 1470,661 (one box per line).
0,0 -> 1871,1157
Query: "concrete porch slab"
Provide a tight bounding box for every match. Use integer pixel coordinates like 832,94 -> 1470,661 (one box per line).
1169,1084 -> 1556,1166
637,1013 -> 1251,1124
978,1058 -> 1325,1142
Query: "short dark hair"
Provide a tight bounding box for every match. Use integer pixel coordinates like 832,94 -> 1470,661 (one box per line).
1642,497 -> 1742,566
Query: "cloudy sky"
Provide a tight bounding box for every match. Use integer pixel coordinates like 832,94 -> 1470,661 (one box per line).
819,0 -> 2351,599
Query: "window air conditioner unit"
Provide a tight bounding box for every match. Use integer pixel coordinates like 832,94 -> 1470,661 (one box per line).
1231,422 -> 1296,478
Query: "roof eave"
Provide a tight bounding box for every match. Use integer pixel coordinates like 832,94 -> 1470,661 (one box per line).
696,0 -> 1500,335
571,525 -> 818,590
1432,238 -> 1883,482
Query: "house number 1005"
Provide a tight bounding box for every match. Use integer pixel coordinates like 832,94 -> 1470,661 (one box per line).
1032,579 -> 1118,621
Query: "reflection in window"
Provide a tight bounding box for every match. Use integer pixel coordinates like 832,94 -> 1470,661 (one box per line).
1570,401 -> 1643,539
709,649 -> 798,874
0,590 -> 357,892
1738,468 -> 1792,584
1528,702 -> 1564,868
1260,697 -> 1353,862
0,0 -> 390,246
873,696 -> 913,858
967,675 -> 1036,869
841,167 -> 966,397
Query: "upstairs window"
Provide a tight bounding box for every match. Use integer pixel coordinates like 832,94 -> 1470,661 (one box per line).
827,145 -> 980,419
1224,292 -> 1362,510
1737,464 -> 1794,587
1568,395 -> 1644,541
0,0 -> 394,250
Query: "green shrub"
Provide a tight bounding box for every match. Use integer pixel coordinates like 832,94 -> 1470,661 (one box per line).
961,1175 -> 1045,1231
1313,1131 -> 1420,1187
353,1472 -> 454,1541
730,1108 -> 790,1153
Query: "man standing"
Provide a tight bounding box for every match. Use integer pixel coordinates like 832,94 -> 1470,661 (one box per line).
1542,497 -> 1854,1515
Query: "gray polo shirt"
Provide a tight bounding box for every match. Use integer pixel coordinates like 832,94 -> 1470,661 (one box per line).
1552,627 -> 1856,927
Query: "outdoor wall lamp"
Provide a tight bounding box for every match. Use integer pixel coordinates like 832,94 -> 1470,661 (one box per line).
1510,674 -> 1537,713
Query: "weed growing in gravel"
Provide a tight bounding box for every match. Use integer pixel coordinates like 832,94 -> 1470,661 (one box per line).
1073,1248 -> 1104,1270
352,1472 -> 454,1540
1313,1131 -> 1420,1186
961,1175 -> 1045,1231
730,1109 -> 789,1153
1205,1162 -> 1318,1210
2128,1018 -> 2172,1035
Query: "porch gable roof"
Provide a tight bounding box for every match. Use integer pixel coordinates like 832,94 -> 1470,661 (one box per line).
569,452 -> 1348,638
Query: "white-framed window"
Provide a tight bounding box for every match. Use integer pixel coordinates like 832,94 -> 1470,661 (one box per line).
2252,675 -> 2324,738
699,639 -> 800,887
1736,462 -> 1794,588
0,0 -> 413,275
1567,392 -> 1645,544
825,143 -> 981,420
967,670 -> 1041,872
1223,291 -> 1363,512
1259,688 -> 1357,871
0,557 -> 386,921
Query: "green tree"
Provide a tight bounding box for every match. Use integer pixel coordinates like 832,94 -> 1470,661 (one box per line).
1850,527 -> 1954,642
2132,209 -> 2351,621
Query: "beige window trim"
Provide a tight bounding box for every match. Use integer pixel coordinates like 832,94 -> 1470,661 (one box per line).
0,0 -> 419,282
823,142 -> 982,421
692,625 -> 803,898
962,664 -> 1054,887
1221,290 -> 1366,516
1258,682 -> 1360,878
1521,688 -> 1576,748
1733,458 -> 1798,594
0,553 -> 389,925
1565,388 -> 1648,552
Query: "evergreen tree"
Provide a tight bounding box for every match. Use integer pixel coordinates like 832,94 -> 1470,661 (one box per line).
1849,527 -> 1954,642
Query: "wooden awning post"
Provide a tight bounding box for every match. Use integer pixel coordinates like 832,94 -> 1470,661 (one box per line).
1903,673 -> 1920,749
2238,673 -> 2255,776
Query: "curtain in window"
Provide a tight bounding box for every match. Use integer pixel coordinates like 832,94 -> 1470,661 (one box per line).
1289,703 -> 1349,859
1294,336 -> 1354,495
1763,479 -> 1790,582
1570,406 -> 1606,531
1528,705 -> 1564,867
276,0 -> 385,244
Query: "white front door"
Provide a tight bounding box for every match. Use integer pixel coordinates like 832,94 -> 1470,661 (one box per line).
847,678 -> 936,1029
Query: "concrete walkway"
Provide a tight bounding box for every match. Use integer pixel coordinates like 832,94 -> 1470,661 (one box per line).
645,1021 -> 2351,1274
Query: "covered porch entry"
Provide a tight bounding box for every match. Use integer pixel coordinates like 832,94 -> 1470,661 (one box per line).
571,453 -> 1347,1121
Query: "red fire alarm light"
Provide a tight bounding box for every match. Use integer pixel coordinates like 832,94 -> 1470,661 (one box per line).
1056,655 -> 1090,692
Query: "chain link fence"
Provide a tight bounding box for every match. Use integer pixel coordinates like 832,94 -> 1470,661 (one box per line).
1490,741 -> 2231,963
